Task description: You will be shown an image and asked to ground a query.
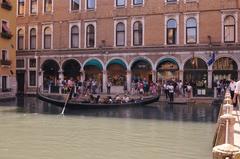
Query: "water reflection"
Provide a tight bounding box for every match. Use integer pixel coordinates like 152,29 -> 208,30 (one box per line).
0,96 -> 220,122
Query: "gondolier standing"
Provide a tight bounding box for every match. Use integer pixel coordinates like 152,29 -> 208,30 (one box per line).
233,80 -> 240,109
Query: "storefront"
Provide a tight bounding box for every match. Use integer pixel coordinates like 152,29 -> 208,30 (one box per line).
156,59 -> 179,81
213,57 -> 238,82
84,59 -> 103,82
184,58 -> 208,95
131,59 -> 152,82
107,59 -> 127,86
41,59 -> 60,90
62,59 -> 81,80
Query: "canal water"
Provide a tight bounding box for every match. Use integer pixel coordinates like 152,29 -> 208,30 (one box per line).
0,96 -> 219,159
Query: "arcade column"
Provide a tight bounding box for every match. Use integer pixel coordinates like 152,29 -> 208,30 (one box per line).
127,70 -> 131,91
152,70 -> 156,83
102,70 -> 107,93
80,69 -> 85,82
179,70 -> 184,82
208,70 -> 213,89
58,69 -> 64,82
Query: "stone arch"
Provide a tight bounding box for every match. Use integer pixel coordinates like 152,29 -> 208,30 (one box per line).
83,58 -> 104,81
83,57 -> 104,70
41,59 -> 60,90
105,57 -> 128,71
129,56 -> 154,71
130,56 -> 154,81
155,56 -> 181,81
212,55 -> 239,81
61,58 -> 82,69
106,58 -> 128,86
62,58 -> 82,80
155,56 -> 181,70
211,54 -> 240,70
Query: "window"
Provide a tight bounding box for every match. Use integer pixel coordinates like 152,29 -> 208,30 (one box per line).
18,0 -> 24,15
29,71 -> 36,86
87,0 -> 95,9
44,27 -> 51,49
1,21 -> 9,33
116,22 -> 125,46
133,21 -> 143,46
116,0 -> 125,6
1,76 -> 8,91
167,19 -> 177,44
30,28 -> 36,49
30,0 -> 37,14
1,50 -> 7,61
17,29 -> 24,50
186,17 -> 197,44
44,0 -> 52,13
71,25 -> 79,48
71,0 -> 79,11
16,59 -> 25,68
167,0 -> 177,2
224,16 -> 235,43
133,0 -> 143,5
86,24 -> 95,48
29,59 -> 36,68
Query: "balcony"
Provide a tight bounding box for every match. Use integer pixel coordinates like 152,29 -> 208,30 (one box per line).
1,31 -> 13,39
1,1 -> 12,10
0,60 -> 11,66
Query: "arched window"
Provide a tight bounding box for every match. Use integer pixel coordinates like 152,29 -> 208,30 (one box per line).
224,15 -> 235,43
186,18 -> 197,44
71,25 -> 79,48
116,22 -> 125,46
133,21 -> 143,46
17,29 -> 24,50
167,19 -> 177,44
30,28 -> 36,49
44,27 -> 51,49
86,24 -> 95,48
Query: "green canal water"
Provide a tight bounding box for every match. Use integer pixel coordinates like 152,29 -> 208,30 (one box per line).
0,96 -> 219,159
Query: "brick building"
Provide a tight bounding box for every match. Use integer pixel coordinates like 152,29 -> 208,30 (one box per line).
0,0 -> 16,99
16,0 -> 240,95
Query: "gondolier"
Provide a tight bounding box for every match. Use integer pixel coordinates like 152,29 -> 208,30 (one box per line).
233,80 -> 240,109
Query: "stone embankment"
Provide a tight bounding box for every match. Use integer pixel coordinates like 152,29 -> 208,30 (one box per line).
212,91 -> 240,159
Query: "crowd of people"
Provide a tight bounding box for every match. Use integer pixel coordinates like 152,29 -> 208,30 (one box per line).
44,76 -> 240,107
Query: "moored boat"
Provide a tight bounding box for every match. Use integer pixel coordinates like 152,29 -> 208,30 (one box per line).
37,92 -> 160,110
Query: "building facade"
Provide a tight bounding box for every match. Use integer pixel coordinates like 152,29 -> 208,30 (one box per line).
16,0 -> 240,95
0,0 -> 16,98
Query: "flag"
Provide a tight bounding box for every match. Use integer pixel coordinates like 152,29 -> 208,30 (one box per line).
207,51 -> 216,66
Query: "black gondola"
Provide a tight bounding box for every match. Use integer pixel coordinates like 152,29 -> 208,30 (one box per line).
37,92 -> 160,110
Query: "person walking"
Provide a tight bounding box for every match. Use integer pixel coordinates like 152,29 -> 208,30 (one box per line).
233,80 -> 240,109
107,81 -> 112,94
229,79 -> 236,99
168,83 -> 174,102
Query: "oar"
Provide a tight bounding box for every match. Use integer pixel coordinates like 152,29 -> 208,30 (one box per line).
60,87 -> 72,115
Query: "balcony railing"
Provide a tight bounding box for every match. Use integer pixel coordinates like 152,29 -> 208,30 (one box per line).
1,1 -> 12,10
0,60 -> 11,66
0,32 -> 13,39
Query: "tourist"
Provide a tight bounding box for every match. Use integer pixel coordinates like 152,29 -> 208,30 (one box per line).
186,83 -> 192,98
163,81 -> 169,100
233,80 -> 240,109
168,83 -> 174,102
229,79 -> 236,99
107,81 -> 112,94
123,80 -> 128,94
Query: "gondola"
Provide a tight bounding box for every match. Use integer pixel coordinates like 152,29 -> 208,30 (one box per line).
37,92 -> 160,110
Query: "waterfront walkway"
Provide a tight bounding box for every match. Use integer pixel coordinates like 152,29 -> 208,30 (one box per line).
233,110 -> 240,147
